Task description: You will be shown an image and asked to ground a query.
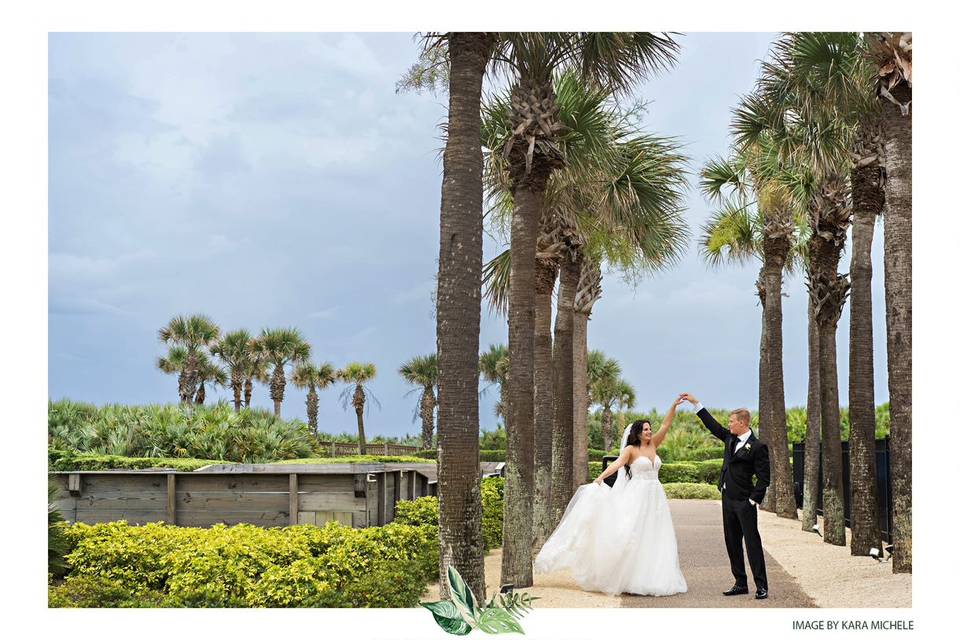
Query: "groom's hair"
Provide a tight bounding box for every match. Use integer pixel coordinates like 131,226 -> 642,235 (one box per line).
731,408 -> 751,425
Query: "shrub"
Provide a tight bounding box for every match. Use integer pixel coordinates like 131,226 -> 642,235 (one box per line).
61,519 -> 438,608
673,446 -> 725,462
48,481 -> 72,579
663,482 -> 721,500
48,575 -> 172,608
588,461 -> 602,481
394,477 -> 504,552
277,455 -> 428,465
695,459 -> 724,484
49,451 -> 228,472
48,400 -> 314,463
415,449 -> 437,460
658,462 -> 700,484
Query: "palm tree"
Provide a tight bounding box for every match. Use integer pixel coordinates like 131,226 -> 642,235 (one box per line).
399,354 -> 439,449
868,31 -> 912,574
193,355 -> 227,405
699,132 -> 802,520
337,362 -> 379,455
157,314 -> 221,405
479,344 -> 510,428
587,352 -> 624,451
292,362 -> 337,435
402,31 -> 498,601
613,378 -> 637,437
243,337 -> 269,409
211,330 -> 257,411
157,345 -> 188,402
256,328 -> 311,418
762,31 -> 886,551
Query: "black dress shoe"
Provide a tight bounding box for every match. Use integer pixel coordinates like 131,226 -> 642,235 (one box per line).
723,585 -> 749,596
755,588 -> 768,600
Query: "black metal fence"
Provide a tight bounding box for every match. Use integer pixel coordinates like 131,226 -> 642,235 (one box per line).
792,438 -> 893,542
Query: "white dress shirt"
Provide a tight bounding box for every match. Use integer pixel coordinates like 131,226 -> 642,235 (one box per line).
693,401 -> 757,505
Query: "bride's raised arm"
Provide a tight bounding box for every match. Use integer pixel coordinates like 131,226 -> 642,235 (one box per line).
651,395 -> 683,448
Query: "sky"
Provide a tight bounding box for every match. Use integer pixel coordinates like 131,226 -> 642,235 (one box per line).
48,32 -> 889,440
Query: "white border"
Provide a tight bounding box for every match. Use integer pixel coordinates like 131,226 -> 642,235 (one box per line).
1,1 -> 951,637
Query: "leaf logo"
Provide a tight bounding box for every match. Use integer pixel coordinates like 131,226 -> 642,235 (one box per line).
421,565 -> 539,635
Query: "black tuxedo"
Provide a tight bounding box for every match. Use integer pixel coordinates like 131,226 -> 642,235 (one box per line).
696,407 -> 770,592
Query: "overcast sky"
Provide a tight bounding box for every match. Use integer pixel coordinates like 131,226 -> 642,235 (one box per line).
48,32 -> 889,439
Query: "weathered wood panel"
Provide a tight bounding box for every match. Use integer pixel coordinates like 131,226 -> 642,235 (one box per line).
74,509 -> 168,525
77,474 -> 169,494
297,493 -> 365,512
176,512 -> 290,528
176,492 -> 288,512
166,474 -> 176,525
288,474 -> 298,526
315,511 -> 353,527
176,475 -> 289,493
297,474 -> 356,493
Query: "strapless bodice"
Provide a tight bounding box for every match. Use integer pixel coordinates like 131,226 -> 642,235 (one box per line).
625,454 -> 661,480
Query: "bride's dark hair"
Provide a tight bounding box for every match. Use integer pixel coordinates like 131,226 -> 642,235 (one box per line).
623,419 -> 652,478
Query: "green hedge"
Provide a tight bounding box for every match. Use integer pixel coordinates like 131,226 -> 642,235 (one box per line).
49,449 -> 229,472
394,477 -> 504,551
588,459 -> 723,485
663,483 -> 721,500
50,520 -> 437,608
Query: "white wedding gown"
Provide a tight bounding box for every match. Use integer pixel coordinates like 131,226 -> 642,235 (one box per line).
534,451 -> 687,596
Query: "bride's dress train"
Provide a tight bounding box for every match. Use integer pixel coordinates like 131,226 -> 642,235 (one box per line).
534,455 -> 687,596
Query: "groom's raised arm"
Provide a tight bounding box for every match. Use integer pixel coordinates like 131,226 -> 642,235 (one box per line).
683,393 -> 729,442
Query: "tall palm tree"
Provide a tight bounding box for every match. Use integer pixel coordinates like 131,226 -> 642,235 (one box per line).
157,314 -> 221,405
762,31 -> 886,551
256,328 -> 311,418
869,31 -> 912,574
587,352 -> 624,451
337,363 -> 379,455
211,330 -> 257,411
292,362 -> 337,435
399,354 -> 439,449
403,31 -> 498,601
699,132 -> 802,520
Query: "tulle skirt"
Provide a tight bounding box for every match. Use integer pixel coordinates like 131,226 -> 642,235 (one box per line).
534,476 -> 687,596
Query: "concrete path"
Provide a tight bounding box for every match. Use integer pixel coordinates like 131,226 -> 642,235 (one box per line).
619,500 -> 816,608
426,499 -> 817,608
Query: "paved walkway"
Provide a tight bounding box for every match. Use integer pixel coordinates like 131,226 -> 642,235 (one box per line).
427,500 -> 816,608
619,500 -> 815,608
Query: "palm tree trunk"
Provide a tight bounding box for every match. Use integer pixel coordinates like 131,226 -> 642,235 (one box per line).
306,387 -> 319,435
243,378 -> 253,408
420,385 -> 436,450
533,260 -> 556,549
801,290 -> 822,532
550,254 -> 578,529
354,386 -> 368,455
880,82 -> 912,573
572,310 -> 589,486
756,275 -> 776,515
601,405 -> 614,452
810,236 -> 850,546
435,31 -> 493,602
231,371 -> 243,412
848,158 -> 884,556
761,244 -> 797,519
270,365 -> 285,418
182,353 -> 199,405
195,381 -> 206,405
502,182 -> 541,589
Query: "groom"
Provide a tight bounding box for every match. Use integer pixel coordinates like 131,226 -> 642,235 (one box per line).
681,393 -> 770,600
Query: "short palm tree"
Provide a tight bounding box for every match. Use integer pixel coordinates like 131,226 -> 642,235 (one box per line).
211,330 -> 258,411
256,328 -> 311,418
193,355 -> 227,405
613,378 -> 637,437
337,363 -> 379,455
243,337 -> 270,409
399,354 -> 439,450
587,352 -> 624,451
292,362 -> 337,435
157,314 -> 221,405
479,345 -> 509,428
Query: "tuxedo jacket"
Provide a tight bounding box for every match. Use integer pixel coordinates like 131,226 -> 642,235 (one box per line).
696,408 -> 770,504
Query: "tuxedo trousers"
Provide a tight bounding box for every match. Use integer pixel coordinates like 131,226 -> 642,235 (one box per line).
721,490 -> 768,591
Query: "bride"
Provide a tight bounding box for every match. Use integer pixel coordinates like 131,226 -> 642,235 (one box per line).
534,395 -> 688,596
